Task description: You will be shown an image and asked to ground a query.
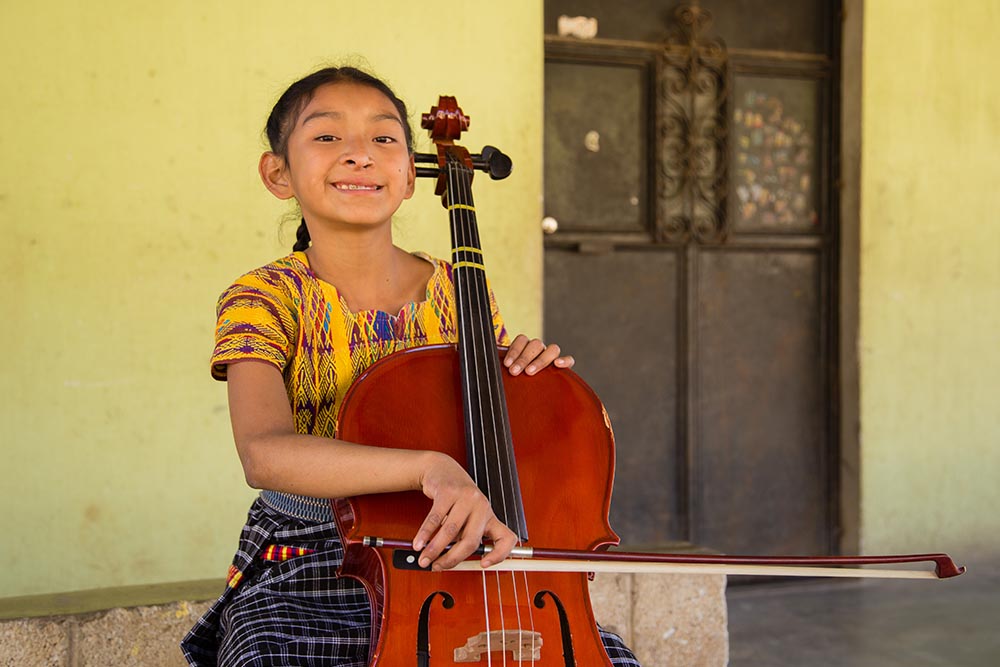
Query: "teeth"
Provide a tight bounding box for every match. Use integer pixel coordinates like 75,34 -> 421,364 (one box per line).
337,183 -> 379,190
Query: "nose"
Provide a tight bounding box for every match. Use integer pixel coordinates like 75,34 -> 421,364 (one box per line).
340,137 -> 373,168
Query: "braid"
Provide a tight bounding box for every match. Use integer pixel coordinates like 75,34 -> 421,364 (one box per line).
292,218 -> 311,252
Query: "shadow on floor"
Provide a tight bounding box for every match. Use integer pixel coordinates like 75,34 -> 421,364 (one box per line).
726,557 -> 999,667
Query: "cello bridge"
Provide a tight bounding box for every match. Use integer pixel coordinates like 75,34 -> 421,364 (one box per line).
454,629 -> 543,662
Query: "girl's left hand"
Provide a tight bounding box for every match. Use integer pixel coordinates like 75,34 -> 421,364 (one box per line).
503,334 -> 575,376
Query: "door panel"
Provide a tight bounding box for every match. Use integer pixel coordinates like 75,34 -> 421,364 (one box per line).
692,249 -> 826,554
544,249 -> 681,546
731,76 -> 823,234
544,60 -> 649,232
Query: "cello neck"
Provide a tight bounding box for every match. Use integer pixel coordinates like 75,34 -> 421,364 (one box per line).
443,150 -> 529,541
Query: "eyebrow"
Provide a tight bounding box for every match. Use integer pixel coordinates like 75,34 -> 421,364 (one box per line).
300,110 -> 404,130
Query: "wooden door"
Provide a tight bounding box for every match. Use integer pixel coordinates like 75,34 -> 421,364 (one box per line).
543,1 -> 841,557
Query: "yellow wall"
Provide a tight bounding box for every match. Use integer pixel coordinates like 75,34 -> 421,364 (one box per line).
5,0 -> 997,601
860,2 -> 1000,556
0,1 -> 543,598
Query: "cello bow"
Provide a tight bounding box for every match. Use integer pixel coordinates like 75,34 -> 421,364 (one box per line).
398,96 -> 967,587
363,537 -> 966,581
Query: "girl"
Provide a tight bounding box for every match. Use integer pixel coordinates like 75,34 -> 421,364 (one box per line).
181,66 -> 640,667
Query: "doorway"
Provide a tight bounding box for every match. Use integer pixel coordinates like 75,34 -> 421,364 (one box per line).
542,1 -> 843,558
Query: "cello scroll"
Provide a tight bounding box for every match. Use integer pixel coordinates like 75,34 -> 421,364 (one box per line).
412,96 -> 512,193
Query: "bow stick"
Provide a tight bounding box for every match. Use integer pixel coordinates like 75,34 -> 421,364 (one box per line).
363,537 -> 965,581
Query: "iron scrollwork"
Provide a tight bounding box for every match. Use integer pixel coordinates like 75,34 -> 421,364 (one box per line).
657,3 -> 729,245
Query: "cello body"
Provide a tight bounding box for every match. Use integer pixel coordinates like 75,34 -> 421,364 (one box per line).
334,344 -> 620,666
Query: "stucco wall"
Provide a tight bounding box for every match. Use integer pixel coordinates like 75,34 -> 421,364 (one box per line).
3,0 -> 996,605
0,1 -> 543,599
860,2 -> 1000,555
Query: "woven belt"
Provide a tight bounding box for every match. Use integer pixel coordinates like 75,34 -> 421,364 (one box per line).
259,490 -> 335,523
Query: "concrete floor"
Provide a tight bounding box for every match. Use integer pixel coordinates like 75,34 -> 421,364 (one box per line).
726,558 -> 999,667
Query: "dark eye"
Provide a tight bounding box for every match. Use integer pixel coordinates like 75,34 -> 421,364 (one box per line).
374,136 -> 397,144
315,135 -> 337,142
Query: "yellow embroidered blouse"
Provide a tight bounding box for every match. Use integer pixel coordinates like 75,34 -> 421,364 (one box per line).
211,251 -> 509,438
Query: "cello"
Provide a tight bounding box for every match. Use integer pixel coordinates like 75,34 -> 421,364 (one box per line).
333,97 -> 963,666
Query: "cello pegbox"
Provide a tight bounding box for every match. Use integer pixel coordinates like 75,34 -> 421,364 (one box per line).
414,97 -> 511,184
420,96 -> 475,198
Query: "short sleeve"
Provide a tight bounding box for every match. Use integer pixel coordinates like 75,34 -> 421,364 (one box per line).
487,283 -> 511,346
210,280 -> 298,381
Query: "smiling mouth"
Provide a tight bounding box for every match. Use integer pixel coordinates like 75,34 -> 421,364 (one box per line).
334,183 -> 381,191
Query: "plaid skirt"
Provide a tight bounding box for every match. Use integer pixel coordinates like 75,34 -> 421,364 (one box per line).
181,498 -> 640,666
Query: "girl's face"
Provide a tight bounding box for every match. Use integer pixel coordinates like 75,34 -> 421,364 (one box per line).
267,82 -> 416,232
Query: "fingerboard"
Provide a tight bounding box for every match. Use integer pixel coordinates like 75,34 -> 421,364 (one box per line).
444,151 -> 528,541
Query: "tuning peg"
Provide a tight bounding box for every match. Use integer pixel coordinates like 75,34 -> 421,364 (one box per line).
479,146 -> 513,180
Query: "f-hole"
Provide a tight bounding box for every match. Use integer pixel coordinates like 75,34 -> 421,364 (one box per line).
534,590 -> 575,666
417,591 -> 455,667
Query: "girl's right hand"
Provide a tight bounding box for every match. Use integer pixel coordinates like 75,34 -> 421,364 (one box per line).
412,452 -> 518,571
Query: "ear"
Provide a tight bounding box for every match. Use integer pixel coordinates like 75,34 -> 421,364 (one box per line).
402,154 -> 417,200
259,152 -> 295,200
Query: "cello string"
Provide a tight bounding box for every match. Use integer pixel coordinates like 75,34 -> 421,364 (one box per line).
462,174 -> 536,665
452,154 -> 523,664
452,159 -> 493,663
452,154 -> 535,664
449,154 -> 501,663
454,162 -> 515,532
497,570 -> 508,667
445,156 -> 487,660
458,158 -> 516,535
449,155 -> 491,518
461,180 -> 523,666
456,172 -> 532,662
521,568 -> 535,665
481,573 -> 494,667
451,157 -> 504,665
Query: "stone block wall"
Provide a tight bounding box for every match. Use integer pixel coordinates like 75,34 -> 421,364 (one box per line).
0,600 -> 212,667
0,575 -> 727,666
591,572 -> 729,666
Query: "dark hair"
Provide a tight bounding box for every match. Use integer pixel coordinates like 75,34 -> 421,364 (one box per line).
264,67 -> 414,252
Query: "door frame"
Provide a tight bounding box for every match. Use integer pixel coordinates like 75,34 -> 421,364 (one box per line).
540,0 -> 863,556
837,0 -> 863,556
